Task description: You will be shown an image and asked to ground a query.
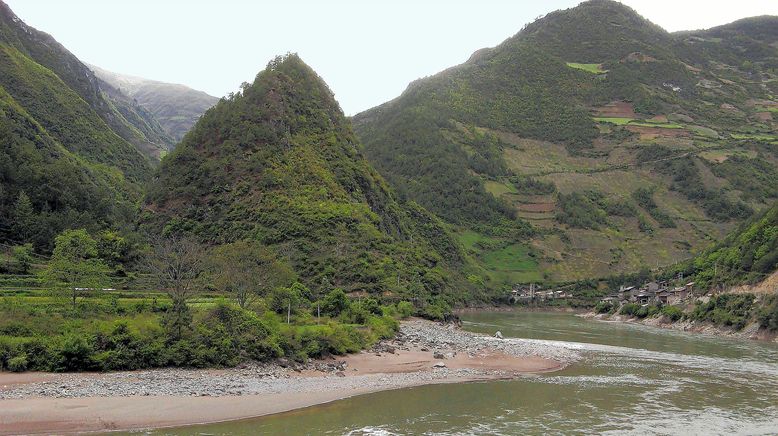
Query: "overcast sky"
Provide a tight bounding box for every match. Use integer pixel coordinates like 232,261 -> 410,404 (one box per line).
5,0 -> 778,115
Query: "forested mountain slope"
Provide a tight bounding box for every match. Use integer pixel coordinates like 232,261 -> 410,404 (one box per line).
0,1 -> 172,159
676,201 -> 778,289
0,1 -> 159,249
354,0 -> 778,285
90,64 -> 219,143
144,54 -> 483,305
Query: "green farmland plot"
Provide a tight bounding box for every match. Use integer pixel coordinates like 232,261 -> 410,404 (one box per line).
566,62 -> 607,74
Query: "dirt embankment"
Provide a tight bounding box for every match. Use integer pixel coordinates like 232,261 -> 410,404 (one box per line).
581,312 -> 778,343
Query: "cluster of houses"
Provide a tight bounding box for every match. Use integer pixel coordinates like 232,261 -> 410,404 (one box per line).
509,283 -> 572,303
506,279 -> 696,307
601,280 -> 696,306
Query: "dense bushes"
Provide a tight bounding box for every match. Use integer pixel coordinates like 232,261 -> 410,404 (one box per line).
555,191 -> 607,229
0,298 -> 405,372
509,176 -> 556,195
660,305 -> 684,321
689,294 -> 755,330
606,292 -> 777,331
651,154 -> 752,222
619,303 -> 641,316
619,303 -> 660,318
757,295 -> 778,331
678,203 -> 778,288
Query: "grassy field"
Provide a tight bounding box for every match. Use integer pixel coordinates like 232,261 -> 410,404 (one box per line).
456,230 -> 542,285
484,180 -> 517,197
628,122 -> 685,129
593,117 -> 634,125
688,125 -> 720,138
482,244 -> 537,272
593,117 -> 686,129
698,149 -> 758,163
566,62 -> 607,74
730,133 -> 777,141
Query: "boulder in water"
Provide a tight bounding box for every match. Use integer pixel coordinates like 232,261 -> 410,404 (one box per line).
495,331 -> 504,339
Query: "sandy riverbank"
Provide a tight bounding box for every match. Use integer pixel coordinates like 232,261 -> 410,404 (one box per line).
0,320 -> 572,435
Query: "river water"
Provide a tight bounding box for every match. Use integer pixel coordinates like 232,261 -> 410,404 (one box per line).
132,312 -> 778,435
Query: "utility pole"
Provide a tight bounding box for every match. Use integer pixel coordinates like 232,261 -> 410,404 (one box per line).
287,300 -> 291,324
712,261 -> 718,295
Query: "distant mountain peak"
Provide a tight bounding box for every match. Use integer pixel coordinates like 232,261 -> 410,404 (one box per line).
89,64 -> 218,143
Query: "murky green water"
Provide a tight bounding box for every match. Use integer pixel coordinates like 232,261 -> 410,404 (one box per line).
128,312 -> 778,435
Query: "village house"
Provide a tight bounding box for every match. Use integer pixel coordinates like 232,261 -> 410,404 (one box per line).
509,283 -> 570,304
602,281 -> 695,306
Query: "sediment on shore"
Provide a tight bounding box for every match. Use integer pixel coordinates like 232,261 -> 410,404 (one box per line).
0,319 -> 573,435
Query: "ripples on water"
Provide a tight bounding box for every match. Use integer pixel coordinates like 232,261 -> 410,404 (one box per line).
130,312 -> 778,435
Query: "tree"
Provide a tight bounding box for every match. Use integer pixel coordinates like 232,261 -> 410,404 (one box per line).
13,191 -> 35,243
269,282 -> 308,323
41,229 -> 109,309
96,230 -> 131,267
12,244 -> 33,274
145,234 -> 206,303
144,234 -> 206,339
208,240 -> 294,309
321,288 -> 350,317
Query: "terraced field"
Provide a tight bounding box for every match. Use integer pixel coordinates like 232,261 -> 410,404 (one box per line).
566,62 -> 607,74
460,97 -> 770,281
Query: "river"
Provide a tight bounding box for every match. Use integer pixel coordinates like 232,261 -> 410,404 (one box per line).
126,312 -> 778,435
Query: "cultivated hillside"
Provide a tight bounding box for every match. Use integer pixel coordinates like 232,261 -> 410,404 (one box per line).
144,54 -> 483,304
354,0 -> 778,285
90,64 -> 219,143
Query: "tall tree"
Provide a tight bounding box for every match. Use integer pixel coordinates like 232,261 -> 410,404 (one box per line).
208,240 -> 295,309
11,243 -> 33,274
41,229 -> 109,309
12,191 -> 35,243
144,235 -> 206,339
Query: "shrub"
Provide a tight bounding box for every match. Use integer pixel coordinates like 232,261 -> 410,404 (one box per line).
638,214 -> 654,234
594,301 -> 615,314
420,298 -> 451,321
758,295 -> 778,331
55,335 -> 97,372
661,305 -> 685,322
397,301 -> 415,318
620,303 -> 641,316
8,354 -> 28,372
635,304 -> 659,318
555,192 -> 607,229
